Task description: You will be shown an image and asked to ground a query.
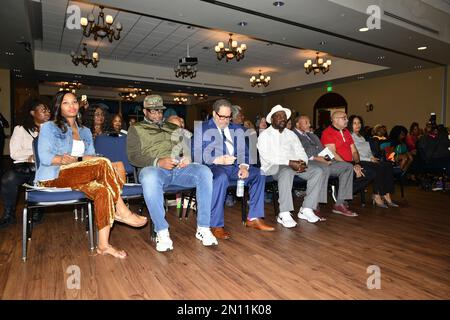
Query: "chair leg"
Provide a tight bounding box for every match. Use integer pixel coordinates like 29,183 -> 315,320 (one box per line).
22,207 -> 28,262
87,202 -> 94,251
185,192 -> 194,220
178,192 -> 184,220
331,185 -> 337,203
150,219 -> 156,241
272,182 -> 279,216
74,207 -> 78,220
360,190 -> 366,207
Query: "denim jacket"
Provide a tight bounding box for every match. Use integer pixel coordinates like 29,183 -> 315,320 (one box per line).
34,121 -> 95,183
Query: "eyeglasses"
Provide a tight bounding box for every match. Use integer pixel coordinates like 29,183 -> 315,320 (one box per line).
216,113 -> 231,120
149,110 -> 164,114
336,116 -> 348,120
36,106 -> 50,113
94,112 -> 104,117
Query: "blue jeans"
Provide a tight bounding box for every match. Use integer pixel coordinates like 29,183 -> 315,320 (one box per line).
139,163 -> 213,232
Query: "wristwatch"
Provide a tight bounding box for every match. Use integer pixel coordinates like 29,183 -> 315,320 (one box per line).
77,156 -> 83,162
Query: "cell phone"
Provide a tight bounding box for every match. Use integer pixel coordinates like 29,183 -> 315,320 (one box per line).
81,95 -> 87,101
324,155 -> 331,161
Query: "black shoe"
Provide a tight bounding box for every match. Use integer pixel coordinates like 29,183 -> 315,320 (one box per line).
32,210 -> 44,224
0,207 -> 16,228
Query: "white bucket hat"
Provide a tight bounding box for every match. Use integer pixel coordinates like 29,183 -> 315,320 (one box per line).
266,105 -> 291,124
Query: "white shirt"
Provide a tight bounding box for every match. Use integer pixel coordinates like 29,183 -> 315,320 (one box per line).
71,140 -> 85,157
216,126 -> 234,156
257,126 -> 308,175
9,125 -> 38,164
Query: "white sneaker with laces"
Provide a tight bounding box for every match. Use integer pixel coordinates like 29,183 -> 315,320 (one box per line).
196,227 -> 218,246
277,211 -> 297,228
156,229 -> 173,252
298,207 -> 320,223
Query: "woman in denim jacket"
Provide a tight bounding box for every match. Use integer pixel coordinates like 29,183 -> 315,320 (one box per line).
35,91 -> 147,259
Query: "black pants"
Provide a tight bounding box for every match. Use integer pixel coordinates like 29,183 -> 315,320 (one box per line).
353,162 -> 377,194
1,168 -> 35,209
361,161 -> 395,195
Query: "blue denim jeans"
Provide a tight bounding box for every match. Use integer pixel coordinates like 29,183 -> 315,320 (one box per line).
139,163 -> 213,232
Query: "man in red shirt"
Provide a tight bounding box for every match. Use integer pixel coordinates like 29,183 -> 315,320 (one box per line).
321,111 -> 375,216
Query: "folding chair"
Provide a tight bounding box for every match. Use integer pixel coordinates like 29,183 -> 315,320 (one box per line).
22,138 -> 94,261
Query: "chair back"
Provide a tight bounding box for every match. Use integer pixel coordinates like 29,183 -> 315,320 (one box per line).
32,137 -> 40,171
94,135 -> 134,175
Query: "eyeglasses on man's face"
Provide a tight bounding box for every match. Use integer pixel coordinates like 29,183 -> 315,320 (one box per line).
336,116 -> 348,120
149,110 -> 164,115
215,113 -> 231,120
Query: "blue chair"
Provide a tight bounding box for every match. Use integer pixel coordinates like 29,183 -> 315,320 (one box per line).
94,134 -> 196,240
22,139 -> 94,261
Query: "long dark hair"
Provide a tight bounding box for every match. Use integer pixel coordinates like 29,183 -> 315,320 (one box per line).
409,122 -> 419,135
83,103 -> 111,135
347,114 -> 364,134
389,125 -> 408,146
22,98 -> 50,132
52,91 -> 82,133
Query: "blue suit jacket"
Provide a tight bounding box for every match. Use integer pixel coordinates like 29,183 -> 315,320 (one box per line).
193,118 -> 256,167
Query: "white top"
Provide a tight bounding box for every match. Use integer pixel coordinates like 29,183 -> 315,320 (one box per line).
9,125 -> 38,164
71,140 -> 85,157
257,126 -> 308,175
216,125 -> 234,156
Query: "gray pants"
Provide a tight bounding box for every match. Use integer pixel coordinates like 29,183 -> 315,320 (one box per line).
309,160 -> 354,204
272,165 -> 326,212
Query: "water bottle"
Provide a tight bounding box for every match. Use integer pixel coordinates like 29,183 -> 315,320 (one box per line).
236,179 -> 245,197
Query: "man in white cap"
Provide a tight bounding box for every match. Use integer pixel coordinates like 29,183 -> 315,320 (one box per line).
257,105 -> 327,228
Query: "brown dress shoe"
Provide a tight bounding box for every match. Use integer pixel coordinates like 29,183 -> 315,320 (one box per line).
245,218 -> 275,231
211,227 -> 231,240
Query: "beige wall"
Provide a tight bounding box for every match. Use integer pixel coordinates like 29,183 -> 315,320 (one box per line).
259,66 -> 450,131
0,69 -> 11,155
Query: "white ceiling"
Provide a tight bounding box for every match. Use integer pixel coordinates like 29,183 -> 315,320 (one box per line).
1,0 -> 449,94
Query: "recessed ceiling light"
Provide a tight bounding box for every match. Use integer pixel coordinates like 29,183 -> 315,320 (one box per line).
417,46 -> 427,51
319,41 -> 326,45
273,1 -> 285,6
238,21 -> 248,26
359,27 -> 369,32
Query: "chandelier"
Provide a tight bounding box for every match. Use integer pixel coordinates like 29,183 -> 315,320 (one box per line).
250,70 -> 271,87
80,5 -> 122,42
304,52 -> 331,75
174,96 -> 188,104
119,92 -> 138,102
174,44 -> 198,79
214,33 -> 247,62
193,93 -> 208,100
59,81 -> 81,94
70,43 -> 99,68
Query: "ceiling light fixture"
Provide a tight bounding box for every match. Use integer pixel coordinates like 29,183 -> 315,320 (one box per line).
238,21 -> 248,26
174,44 -> 198,79
273,1 -> 285,6
70,43 -> 99,68
193,93 -> 208,100
119,91 -> 138,102
417,46 -> 427,51
59,81 -> 81,94
304,52 -> 331,75
80,5 -> 122,42
214,33 -> 247,62
359,27 -> 369,32
174,96 -> 188,104
250,69 -> 271,87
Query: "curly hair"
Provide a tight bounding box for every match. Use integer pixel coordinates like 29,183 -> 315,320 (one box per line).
20,97 -> 50,132
51,91 -> 82,133
83,103 -> 111,136
347,115 -> 364,133
389,125 -> 408,146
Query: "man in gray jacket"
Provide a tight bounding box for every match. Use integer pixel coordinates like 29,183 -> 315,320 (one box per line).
293,115 -> 356,218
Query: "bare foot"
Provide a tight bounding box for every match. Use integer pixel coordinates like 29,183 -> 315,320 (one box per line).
97,244 -> 127,259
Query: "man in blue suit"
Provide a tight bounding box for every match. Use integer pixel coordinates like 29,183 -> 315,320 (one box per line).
193,99 -> 274,239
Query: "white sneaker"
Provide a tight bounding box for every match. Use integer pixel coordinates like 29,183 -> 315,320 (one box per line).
277,211 -> 297,228
298,207 -> 320,223
196,227 -> 218,246
156,229 -> 173,252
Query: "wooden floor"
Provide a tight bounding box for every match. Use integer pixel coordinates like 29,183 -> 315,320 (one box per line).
0,185 -> 449,300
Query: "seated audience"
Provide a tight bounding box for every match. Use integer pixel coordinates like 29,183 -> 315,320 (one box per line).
387,126 -> 414,172
231,104 -> 245,125
348,115 -> 398,208
417,124 -> 450,170
321,111 -> 376,209
406,122 -> 420,155
84,103 -> 110,139
0,98 -> 50,227
194,99 -> 274,239
294,115 -> 356,218
35,91 -> 147,259
258,105 -> 328,227
127,95 -> 218,251
110,113 -> 127,136
255,116 -> 268,134
243,119 -> 256,131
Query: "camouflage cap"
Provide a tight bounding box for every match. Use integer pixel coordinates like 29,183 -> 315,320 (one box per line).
143,94 -> 166,110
